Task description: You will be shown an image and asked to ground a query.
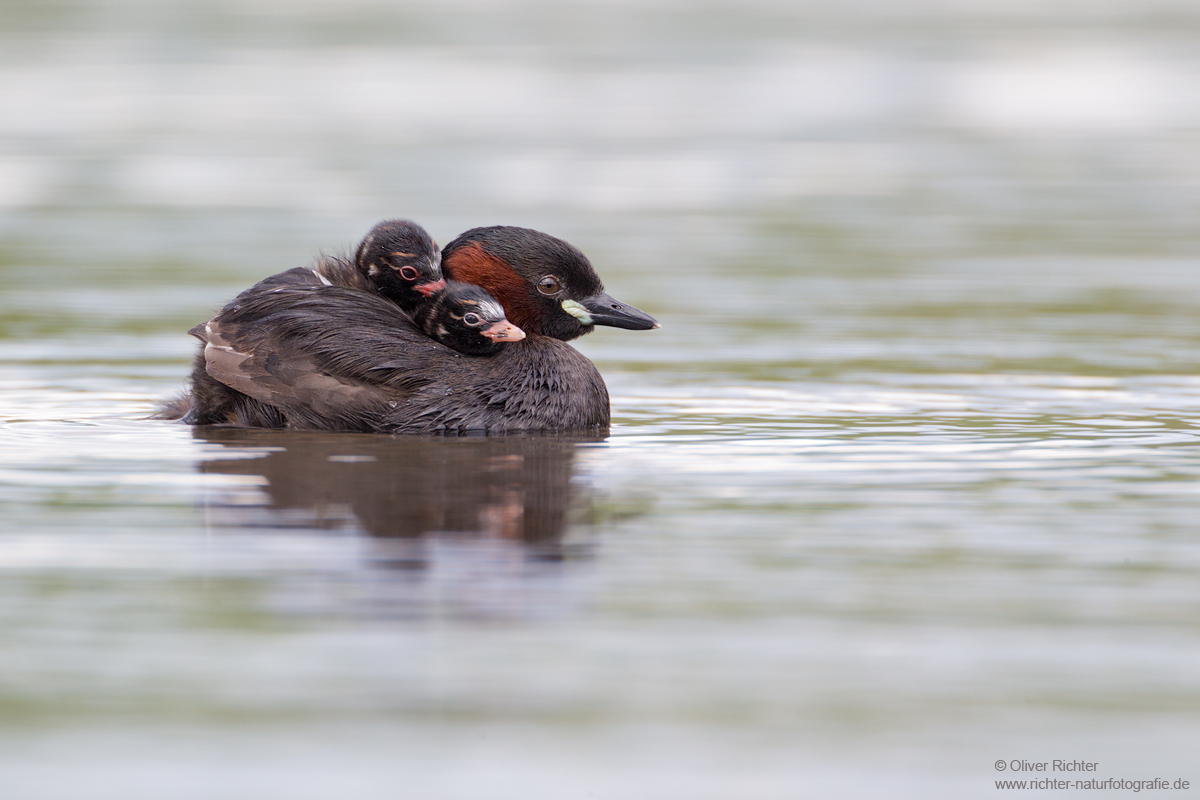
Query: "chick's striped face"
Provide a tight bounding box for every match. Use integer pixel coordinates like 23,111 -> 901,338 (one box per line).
379,248 -> 442,286
450,296 -> 524,343
355,220 -> 445,309
366,248 -> 443,300
454,297 -> 507,328
420,281 -> 526,353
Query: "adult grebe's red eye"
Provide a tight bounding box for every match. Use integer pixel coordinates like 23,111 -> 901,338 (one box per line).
537,276 -> 561,295
399,266 -> 419,281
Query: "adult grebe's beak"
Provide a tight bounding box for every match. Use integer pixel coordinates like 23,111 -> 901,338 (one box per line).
579,291 -> 660,330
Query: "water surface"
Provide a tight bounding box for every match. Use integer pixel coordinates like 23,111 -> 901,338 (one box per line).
3,1 -> 1200,797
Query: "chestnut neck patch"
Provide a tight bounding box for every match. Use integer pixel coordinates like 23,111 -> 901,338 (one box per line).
444,241 -> 545,336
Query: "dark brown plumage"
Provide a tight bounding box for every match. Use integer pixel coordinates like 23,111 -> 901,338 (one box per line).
163,225 -> 658,434
255,218 -> 445,311
168,219 -> 442,425
187,284 -> 607,433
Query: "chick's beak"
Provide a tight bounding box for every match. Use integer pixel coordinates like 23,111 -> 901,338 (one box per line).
415,278 -> 447,298
482,320 -> 526,342
580,291 -> 660,330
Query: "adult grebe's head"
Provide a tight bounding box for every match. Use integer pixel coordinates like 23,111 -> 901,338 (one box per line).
442,226 -> 659,341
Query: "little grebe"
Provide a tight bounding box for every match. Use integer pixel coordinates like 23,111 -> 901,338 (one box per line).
167,225 -> 657,433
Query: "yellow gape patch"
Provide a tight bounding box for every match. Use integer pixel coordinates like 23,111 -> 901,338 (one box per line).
560,300 -> 593,325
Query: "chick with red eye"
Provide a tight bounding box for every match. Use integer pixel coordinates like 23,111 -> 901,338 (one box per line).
351,219 -> 446,310
248,218 -> 446,316
413,281 -> 525,356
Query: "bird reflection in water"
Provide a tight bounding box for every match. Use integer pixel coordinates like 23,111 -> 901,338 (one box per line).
193,428 -> 602,571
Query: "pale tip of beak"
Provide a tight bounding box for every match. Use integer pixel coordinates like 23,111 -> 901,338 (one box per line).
482,321 -> 526,342
415,278 -> 447,298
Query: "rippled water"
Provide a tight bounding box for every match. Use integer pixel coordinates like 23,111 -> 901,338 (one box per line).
4,1 -> 1200,797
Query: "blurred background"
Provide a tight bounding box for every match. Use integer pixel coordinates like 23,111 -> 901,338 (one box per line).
3,0 -> 1200,797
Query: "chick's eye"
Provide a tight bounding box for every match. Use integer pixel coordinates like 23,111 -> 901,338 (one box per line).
537,276 -> 561,295
463,313 -> 482,326
398,266 -> 419,281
